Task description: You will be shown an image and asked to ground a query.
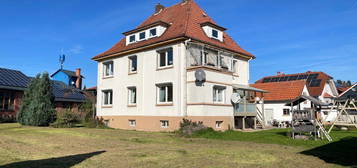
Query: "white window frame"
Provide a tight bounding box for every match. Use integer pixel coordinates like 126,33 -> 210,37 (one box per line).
102,90 -> 113,106
157,48 -> 173,68
213,86 -> 226,103
149,28 -> 157,38
139,31 -> 146,41
212,28 -> 219,39
232,59 -> 238,73
128,87 -> 137,105
156,83 -> 173,104
129,35 -> 136,43
200,51 -> 208,66
215,121 -> 223,128
283,109 -> 290,116
103,61 -> 114,77
160,120 -> 169,128
128,55 -> 137,73
129,120 -> 136,127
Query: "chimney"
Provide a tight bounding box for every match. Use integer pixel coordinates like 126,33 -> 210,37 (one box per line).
155,3 -> 165,13
75,68 -> 82,89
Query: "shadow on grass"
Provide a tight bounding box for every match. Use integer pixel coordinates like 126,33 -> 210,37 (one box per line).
301,137 -> 357,167
1,151 -> 105,168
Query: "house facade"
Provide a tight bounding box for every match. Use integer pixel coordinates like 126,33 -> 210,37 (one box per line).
252,71 -> 339,124
93,0 -> 264,131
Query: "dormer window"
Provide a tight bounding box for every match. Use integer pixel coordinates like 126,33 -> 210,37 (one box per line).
212,29 -> 218,39
139,32 -> 146,40
129,35 -> 136,43
150,28 -> 157,37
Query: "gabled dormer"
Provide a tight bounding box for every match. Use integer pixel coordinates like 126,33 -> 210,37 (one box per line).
123,21 -> 170,46
201,22 -> 226,42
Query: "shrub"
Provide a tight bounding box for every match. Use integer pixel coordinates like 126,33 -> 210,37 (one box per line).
0,115 -> 16,123
82,117 -> 108,129
50,109 -> 79,128
17,73 -> 56,126
178,119 -> 209,136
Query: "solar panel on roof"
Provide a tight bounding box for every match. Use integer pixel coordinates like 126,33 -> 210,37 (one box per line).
279,76 -> 289,82
288,75 -> 298,81
271,77 -> 279,82
263,78 -> 271,83
298,75 -> 308,80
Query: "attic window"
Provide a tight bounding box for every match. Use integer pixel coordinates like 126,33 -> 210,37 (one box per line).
150,28 -> 157,37
139,32 -> 146,40
129,35 -> 136,43
212,29 -> 219,38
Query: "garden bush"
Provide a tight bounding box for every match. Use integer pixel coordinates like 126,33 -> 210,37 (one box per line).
178,119 -> 210,136
50,109 -> 79,128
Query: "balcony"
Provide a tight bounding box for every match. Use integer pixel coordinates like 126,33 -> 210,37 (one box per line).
234,103 -> 257,116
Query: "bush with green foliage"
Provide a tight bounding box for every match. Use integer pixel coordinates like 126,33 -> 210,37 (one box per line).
82,117 -> 108,128
17,73 -> 56,126
50,109 -> 80,128
178,119 -> 209,136
0,115 -> 16,123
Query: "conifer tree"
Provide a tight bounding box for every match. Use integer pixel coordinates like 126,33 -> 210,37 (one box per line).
17,72 -> 56,126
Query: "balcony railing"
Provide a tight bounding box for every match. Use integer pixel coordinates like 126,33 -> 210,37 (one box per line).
234,103 -> 257,113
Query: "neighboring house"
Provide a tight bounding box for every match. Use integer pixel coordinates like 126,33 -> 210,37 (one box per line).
0,68 -> 29,119
0,67 -> 86,119
51,68 -> 83,89
251,80 -> 311,125
252,71 -> 339,123
92,0 -> 264,131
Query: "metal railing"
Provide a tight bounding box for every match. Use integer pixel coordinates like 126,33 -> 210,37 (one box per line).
234,103 -> 257,113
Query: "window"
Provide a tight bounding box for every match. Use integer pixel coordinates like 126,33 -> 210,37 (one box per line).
129,120 -> 136,127
213,86 -> 226,103
0,92 -> 15,112
212,29 -> 218,39
283,109 -> 290,115
128,87 -> 137,105
232,60 -> 238,73
102,90 -> 113,106
149,28 -> 157,37
139,32 -> 146,40
216,121 -> 223,128
129,35 -> 136,43
200,51 -> 208,65
160,120 -> 169,128
157,83 -> 173,103
103,61 -> 114,77
129,56 -> 137,73
158,48 -> 173,68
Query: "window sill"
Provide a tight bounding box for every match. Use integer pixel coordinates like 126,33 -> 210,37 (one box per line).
102,105 -> 113,108
157,66 -> 173,71
156,103 -> 173,106
127,104 -> 137,107
102,76 -> 114,79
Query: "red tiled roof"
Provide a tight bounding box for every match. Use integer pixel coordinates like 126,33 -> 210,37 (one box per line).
86,86 -> 97,91
251,80 -> 306,102
92,0 -> 253,60
323,92 -> 333,98
337,87 -> 349,94
255,71 -> 332,97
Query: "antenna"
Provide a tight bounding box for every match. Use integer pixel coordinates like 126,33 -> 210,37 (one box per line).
59,54 -> 65,70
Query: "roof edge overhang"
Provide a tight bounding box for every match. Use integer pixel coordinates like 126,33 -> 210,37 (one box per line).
92,36 -> 255,62
55,98 -> 85,103
200,22 -> 227,31
0,85 -> 27,91
123,21 -> 170,36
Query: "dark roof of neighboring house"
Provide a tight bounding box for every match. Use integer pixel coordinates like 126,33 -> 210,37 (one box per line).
50,69 -> 84,78
85,86 -> 97,91
0,67 -> 30,90
51,80 -> 86,102
255,71 -> 332,97
0,67 -> 85,102
337,83 -> 357,100
92,0 -> 253,61
251,80 -> 307,102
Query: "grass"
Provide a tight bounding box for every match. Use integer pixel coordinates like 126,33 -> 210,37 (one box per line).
0,123 -> 355,168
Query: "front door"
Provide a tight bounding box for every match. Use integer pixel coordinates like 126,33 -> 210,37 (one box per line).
265,109 -> 274,125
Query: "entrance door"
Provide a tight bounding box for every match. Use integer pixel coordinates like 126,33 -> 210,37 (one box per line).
265,109 -> 274,125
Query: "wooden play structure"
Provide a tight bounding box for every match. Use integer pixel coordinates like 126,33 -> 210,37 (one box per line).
286,95 -> 332,141
327,84 -> 357,133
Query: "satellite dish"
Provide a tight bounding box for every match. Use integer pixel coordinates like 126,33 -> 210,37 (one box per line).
195,69 -> 206,82
231,93 -> 242,104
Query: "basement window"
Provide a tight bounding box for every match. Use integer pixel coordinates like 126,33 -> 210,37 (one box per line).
216,121 -> 223,128
160,120 -> 169,128
129,120 -> 136,127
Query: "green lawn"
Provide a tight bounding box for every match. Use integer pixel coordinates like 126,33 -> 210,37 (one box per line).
0,123 -> 356,168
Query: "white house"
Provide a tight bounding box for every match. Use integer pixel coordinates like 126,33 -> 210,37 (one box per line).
92,0 -> 265,131
251,71 -> 339,125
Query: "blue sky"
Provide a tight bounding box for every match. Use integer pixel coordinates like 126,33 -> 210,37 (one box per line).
1,0 -> 356,87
